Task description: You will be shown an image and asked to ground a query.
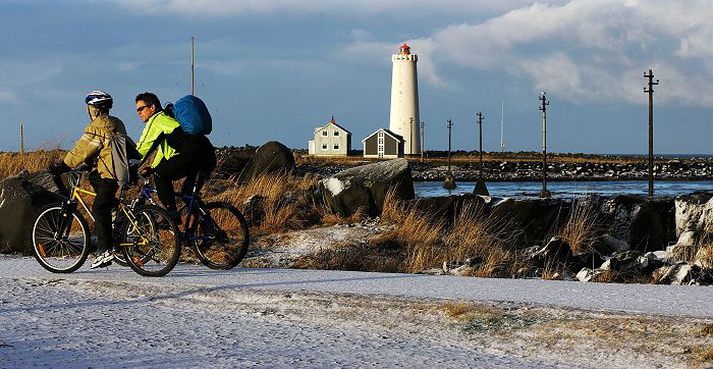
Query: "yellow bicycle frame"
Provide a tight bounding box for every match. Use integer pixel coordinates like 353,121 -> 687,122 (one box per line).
70,185 -> 150,248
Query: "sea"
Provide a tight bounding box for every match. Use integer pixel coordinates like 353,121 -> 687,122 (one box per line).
414,180 -> 713,198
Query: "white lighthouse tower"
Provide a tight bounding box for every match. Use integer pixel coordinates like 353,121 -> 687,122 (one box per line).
389,43 -> 421,155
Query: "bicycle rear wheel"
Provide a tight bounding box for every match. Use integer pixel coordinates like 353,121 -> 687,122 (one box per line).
120,205 -> 180,277
32,204 -> 90,273
191,202 -> 250,269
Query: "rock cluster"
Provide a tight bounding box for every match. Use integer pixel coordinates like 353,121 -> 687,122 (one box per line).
409,160 -> 713,181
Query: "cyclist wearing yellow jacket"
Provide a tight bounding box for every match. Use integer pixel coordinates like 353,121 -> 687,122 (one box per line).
134,92 -> 216,223
49,90 -> 126,269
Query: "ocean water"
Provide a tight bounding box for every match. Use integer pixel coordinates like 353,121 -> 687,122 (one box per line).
414,180 -> 713,198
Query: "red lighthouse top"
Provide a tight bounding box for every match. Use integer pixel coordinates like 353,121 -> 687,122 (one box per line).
399,43 -> 411,55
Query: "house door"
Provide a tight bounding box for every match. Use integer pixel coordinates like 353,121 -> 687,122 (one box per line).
377,132 -> 384,158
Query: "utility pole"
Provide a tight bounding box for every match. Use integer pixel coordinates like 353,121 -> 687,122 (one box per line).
447,118 -> 453,171
475,112 -> 489,195
19,122 -> 24,154
420,120 -> 425,162
409,117 -> 414,156
191,35 -> 195,95
539,92 -> 551,198
500,100 -> 505,152
443,118 -> 456,189
644,69 -> 659,198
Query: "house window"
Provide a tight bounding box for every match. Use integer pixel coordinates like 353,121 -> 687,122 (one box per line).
334,131 -> 339,136
334,144 -> 340,150
322,131 -> 328,136
321,144 -> 328,150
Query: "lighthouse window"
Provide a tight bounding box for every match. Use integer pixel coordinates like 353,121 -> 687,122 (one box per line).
334,144 -> 340,150
321,144 -> 327,150
334,131 -> 339,136
322,131 -> 328,136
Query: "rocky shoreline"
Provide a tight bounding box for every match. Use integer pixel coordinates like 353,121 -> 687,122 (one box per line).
291,159 -> 713,182
214,147 -> 713,182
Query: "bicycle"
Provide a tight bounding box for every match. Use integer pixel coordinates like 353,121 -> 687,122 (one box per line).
135,172 -> 250,270
31,169 -> 181,277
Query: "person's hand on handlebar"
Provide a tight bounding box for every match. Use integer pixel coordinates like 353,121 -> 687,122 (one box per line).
48,161 -> 70,176
139,166 -> 154,177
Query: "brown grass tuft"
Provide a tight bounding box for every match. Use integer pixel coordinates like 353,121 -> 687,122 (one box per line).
699,323 -> 713,337
0,150 -> 64,180
205,173 -> 320,234
443,302 -> 476,319
558,199 -> 602,255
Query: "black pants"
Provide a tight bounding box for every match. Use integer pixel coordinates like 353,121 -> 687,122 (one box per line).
154,149 -> 216,213
88,172 -> 118,254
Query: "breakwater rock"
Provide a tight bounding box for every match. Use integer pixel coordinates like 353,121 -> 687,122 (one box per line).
409,160 -> 713,181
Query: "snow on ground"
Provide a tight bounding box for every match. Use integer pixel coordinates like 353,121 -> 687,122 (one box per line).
1,277 -> 570,369
3,256 -> 713,368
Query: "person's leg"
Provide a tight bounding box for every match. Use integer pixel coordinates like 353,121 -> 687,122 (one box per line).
154,154 -> 193,212
181,148 -> 217,197
89,172 -> 118,254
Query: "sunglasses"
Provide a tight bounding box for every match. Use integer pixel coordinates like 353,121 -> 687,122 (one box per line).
136,105 -> 150,113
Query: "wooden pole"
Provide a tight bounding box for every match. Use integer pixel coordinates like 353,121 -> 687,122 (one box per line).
420,121 -> 425,162
644,69 -> 659,198
539,92 -> 551,198
19,122 -> 24,154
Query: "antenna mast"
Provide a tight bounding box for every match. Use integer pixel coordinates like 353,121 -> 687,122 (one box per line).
500,100 -> 505,152
191,35 -> 195,95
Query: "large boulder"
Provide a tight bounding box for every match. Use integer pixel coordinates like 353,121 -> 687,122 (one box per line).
405,193 -> 486,226
598,195 -> 674,252
489,197 -> 570,246
320,158 -> 414,217
0,171 -> 64,254
236,141 -> 295,185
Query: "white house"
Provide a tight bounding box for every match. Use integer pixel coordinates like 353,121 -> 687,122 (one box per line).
308,116 -> 352,157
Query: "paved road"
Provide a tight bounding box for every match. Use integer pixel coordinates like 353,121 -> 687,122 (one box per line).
2,256 -> 712,318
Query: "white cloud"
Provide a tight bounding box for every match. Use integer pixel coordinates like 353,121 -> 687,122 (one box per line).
115,0 -> 567,17
344,0 -> 713,107
0,90 -> 16,103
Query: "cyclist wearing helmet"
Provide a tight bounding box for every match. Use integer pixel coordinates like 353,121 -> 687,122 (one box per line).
134,92 -> 216,225
49,90 -> 127,269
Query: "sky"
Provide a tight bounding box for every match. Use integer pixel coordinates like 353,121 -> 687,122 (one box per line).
1,0 -> 712,154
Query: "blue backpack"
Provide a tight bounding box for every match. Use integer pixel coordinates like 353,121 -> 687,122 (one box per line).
172,95 -> 212,135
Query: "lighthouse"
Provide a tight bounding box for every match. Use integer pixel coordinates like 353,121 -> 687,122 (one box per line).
389,43 -> 421,156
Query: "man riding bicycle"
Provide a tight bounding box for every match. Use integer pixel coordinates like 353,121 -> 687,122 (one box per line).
134,92 -> 216,226
49,90 -> 126,269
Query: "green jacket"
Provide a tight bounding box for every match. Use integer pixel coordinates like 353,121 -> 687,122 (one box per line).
136,111 -> 179,168
63,115 -> 127,180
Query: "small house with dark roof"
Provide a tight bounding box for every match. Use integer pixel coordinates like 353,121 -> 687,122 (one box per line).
308,116 -> 352,157
362,128 -> 404,159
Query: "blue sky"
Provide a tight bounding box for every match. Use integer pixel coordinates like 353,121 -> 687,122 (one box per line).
1,0 -> 712,154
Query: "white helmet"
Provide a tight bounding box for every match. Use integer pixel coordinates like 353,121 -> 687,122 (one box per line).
85,90 -> 113,110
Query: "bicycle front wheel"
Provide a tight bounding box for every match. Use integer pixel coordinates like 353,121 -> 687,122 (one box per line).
119,205 -> 181,277
192,202 -> 250,270
32,204 -> 90,273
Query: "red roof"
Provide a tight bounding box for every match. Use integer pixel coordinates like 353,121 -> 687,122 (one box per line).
399,43 -> 411,55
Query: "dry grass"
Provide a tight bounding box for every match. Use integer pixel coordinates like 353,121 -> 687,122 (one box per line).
442,302 -> 478,319
699,323 -> 713,337
205,173 -> 321,234
557,199 -> 602,255
0,150 -> 64,180
379,188 -> 525,275
292,240 -> 403,273
696,244 -> 713,265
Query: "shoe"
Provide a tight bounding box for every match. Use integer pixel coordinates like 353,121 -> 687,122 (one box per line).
90,250 -> 114,269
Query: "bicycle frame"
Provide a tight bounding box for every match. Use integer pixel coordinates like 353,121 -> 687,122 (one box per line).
60,171 -> 153,249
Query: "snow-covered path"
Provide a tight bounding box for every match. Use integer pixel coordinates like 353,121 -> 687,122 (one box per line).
3,256 -> 713,368
2,256 -> 713,318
